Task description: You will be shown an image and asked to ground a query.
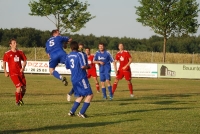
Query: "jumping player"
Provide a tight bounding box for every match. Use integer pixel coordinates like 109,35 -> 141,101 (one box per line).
45,29 -> 72,86
3,38 -> 27,106
112,43 -> 134,97
93,43 -> 116,100
66,41 -> 93,118
85,47 -> 100,93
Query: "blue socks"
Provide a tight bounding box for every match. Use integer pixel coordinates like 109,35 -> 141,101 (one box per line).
70,101 -> 80,113
68,88 -> 74,95
80,102 -> 90,114
108,86 -> 113,97
102,88 -> 107,98
53,70 -> 61,80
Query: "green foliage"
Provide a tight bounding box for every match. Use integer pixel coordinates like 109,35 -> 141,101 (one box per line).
1,28 -> 200,55
135,0 -> 200,62
0,74 -> 200,133
28,0 -> 95,33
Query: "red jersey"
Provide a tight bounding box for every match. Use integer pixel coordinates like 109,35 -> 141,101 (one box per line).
3,50 -> 27,75
87,54 -> 96,72
115,50 -> 131,71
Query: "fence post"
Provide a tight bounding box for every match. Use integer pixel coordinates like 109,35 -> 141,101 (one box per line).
151,51 -> 153,62
35,47 -> 36,61
192,52 -> 194,64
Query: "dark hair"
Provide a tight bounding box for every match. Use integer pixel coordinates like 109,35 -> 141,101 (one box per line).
51,29 -> 59,36
85,47 -> 90,51
78,42 -> 84,46
9,38 -> 16,44
70,41 -> 79,51
98,42 -> 105,47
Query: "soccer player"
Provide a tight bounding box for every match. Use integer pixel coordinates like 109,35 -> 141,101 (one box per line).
3,38 -> 27,106
93,43 -> 116,100
45,29 -> 72,86
66,41 -> 93,118
85,47 -> 100,93
112,43 -> 134,97
66,43 -> 88,102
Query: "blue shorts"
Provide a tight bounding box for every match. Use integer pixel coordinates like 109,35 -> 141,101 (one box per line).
49,50 -> 67,68
73,78 -> 93,97
99,73 -> 111,82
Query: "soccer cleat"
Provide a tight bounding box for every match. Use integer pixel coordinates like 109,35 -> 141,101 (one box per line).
15,102 -> 20,106
67,94 -> 71,102
68,111 -> 75,116
103,96 -> 107,100
19,100 -> 24,105
109,96 -> 113,100
62,77 -> 68,86
77,112 -> 86,118
130,94 -> 134,97
97,90 -> 100,93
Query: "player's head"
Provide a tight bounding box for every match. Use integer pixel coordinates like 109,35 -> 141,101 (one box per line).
85,47 -> 91,55
70,41 -> 79,51
51,29 -> 60,36
98,42 -> 105,52
9,38 -> 17,49
78,43 -> 84,51
118,43 -> 124,51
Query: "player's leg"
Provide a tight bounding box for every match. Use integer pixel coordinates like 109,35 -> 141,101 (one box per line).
78,94 -> 93,118
11,75 -> 23,105
112,70 -> 123,94
105,74 -> 113,100
93,77 -> 100,93
100,73 -> 107,99
49,52 -> 68,86
92,71 -> 100,93
124,71 -> 134,97
78,79 -> 93,118
112,78 -> 119,94
19,73 -> 26,104
67,88 -> 74,102
68,96 -> 84,116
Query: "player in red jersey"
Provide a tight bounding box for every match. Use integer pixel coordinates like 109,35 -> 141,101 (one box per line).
112,43 -> 134,97
3,38 -> 27,106
85,47 -> 100,93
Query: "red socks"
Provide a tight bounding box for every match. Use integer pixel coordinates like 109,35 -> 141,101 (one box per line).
96,83 -> 100,91
128,83 -> 133,94
15,92 -> 21,103
112,82 -> 117,94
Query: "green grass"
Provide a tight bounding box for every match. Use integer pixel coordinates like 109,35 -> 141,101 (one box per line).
0,74 -> 200,134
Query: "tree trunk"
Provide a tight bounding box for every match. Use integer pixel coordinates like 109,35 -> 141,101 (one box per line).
163,37 -> 167,63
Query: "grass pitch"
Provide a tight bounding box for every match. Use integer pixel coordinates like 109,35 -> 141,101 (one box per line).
0,74 -> 200,134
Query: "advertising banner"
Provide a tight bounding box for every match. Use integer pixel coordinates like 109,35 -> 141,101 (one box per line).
130,63 -> 158,78
158,64 -> 200,79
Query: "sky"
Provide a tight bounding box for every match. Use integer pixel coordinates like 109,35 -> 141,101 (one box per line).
0,0 -> 200,39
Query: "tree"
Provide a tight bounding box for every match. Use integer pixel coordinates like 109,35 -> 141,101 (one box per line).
135,0 -> 200,62
28,0 -> 95,33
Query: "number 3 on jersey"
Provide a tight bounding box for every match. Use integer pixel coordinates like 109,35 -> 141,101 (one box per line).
70,59 -> 74,68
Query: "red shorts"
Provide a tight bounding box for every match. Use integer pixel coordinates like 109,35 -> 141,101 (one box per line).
116,70 -> 131,81
87,70 -> 97,79
10,73 -> 26,88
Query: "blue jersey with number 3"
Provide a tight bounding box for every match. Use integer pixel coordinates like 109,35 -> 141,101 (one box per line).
65,51 -> 87,83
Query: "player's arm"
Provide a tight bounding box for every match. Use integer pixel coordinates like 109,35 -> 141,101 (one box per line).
21,60 -> 27,72
113,59 -> 118,75
122,57 -> 132,70
3,61 -> 9,77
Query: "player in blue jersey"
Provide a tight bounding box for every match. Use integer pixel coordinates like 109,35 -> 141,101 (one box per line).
93,43 -> 117,100
45,29 -> 72,86
66,43 -> 88,102
65,41 -> 93,118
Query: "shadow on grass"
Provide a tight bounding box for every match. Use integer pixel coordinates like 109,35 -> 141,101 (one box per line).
1,119 -> 139,134
92,107 -> 194,117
